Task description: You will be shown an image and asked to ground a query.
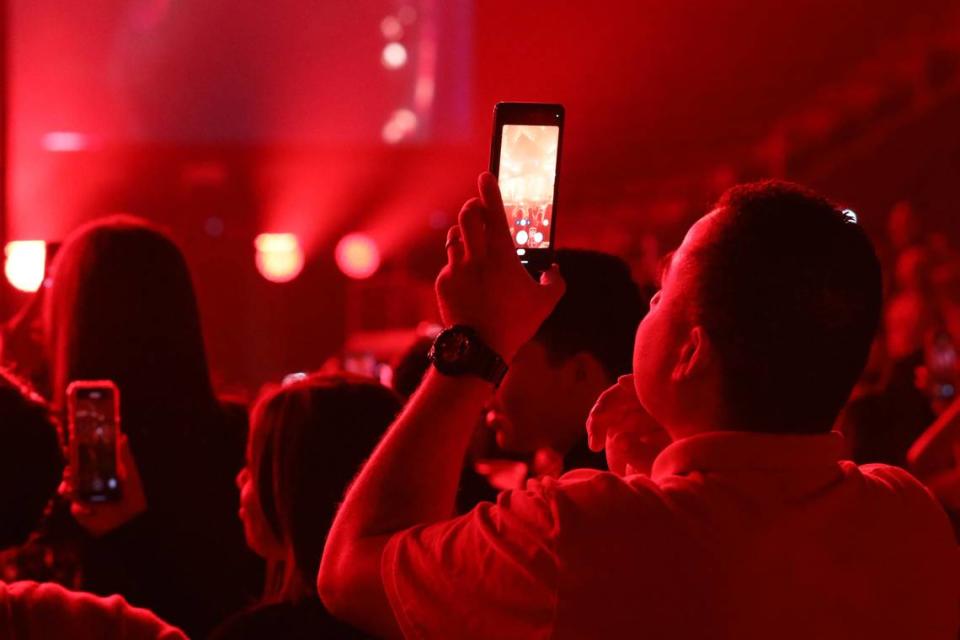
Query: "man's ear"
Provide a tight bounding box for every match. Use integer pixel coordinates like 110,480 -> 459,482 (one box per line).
672,326 -> 711,382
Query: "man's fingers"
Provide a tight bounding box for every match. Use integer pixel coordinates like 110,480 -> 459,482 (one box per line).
586,414 -> 606,452
445,226 -> 465,266
458,198 -> 487,260
477,172 -> 515,253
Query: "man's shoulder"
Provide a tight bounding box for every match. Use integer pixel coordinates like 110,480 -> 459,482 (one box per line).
541,469 -> 671,517
851,461 -> 942,500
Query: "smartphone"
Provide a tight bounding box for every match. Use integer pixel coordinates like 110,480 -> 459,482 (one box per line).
489,102 -> 564,274
67,381 -> 122,503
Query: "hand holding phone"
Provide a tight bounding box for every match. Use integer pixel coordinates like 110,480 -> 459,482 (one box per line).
437,172 -> 566,362
67,381 -> 122,503
63,433 -> 147,537
489,102 -> 564,275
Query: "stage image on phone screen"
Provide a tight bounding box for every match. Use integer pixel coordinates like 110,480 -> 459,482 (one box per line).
75,390 -> 118,498
498,124 -> 559,250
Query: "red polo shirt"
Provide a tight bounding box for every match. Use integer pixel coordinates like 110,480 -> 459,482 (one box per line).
382,431 -> 959,639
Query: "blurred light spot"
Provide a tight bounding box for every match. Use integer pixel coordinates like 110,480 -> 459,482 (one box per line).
282,372 -> 308,386
336,233 -> 381,280
42,131 -> 89,153
381,108 -> 418,144
380,16 -> 404,39
255,233 -> 304,283
4,241 -> 46,292
517,248 -> 527,256
382,42 -> 408,69
842,208 -> 858,224
533,231 -> 544,244
516,230 -> 529,245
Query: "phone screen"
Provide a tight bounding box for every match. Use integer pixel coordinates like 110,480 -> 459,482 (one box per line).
497,124 -> 560,252
71,386 -> 119,502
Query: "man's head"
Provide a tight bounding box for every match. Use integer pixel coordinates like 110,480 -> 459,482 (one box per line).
634,181 -> 882,437
491,249 -> 647,454
0,368 -> 64,549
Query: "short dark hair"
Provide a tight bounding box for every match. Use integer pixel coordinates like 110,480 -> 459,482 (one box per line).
536,249 -> 647,379
692,180 -> 882,434
0,368 -> 64,549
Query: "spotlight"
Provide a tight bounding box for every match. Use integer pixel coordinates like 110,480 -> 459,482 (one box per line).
336,233 -> 381,280
380,16 -> 403,40
254,233 -> 304,283
381,108 -> 418,144
42,132 -> 89,153
381,42 -> 408,69
4,241 -> 46,293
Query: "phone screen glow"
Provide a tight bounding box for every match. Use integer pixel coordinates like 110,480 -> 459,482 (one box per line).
498,124 -> 559,251
75,389 -> 118,497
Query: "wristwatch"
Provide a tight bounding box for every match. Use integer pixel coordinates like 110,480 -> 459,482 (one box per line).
428,325 -> 509,387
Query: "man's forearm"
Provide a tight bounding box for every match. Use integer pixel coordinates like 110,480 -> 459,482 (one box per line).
318,368 -> 500,637
330,368 -> 492,540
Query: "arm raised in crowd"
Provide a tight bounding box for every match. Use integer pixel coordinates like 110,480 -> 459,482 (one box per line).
318,173 -> 565,637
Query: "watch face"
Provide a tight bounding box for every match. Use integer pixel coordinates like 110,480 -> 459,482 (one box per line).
437,331 -> 471,364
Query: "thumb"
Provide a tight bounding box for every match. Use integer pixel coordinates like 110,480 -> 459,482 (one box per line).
538,264 -> 566,304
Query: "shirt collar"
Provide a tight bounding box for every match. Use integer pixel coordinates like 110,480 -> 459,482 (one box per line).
651,430 -> 845,482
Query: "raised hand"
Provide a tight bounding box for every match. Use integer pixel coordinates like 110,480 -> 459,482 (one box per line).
436,172 -> 566,362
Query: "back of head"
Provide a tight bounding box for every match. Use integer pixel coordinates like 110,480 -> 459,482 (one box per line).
536,249 -> 647,378
692,181 -> 882,434
250,373 -> 402,600
44,215 -> 215,430
0,368 -> 63,549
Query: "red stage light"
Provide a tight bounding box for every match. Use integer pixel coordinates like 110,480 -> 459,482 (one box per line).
254,233 -> 304,283
4,241 -> 46,293
381,42 -> 408,69
336,233 -> 381,280
382,108 -> 418,144
42,131 -> 89,153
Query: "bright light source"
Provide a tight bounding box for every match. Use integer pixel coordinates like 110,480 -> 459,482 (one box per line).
381,42 -> 408,69
42,131 -> 89,153
381,108 -> 418,144
4,241 -> 46,292
380,16 -> 403,39
254,233 -> 304,283
516,230 -> 529,245
336,233 -> 381,280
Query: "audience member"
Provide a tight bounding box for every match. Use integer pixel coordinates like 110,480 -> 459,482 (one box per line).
319,174 -> 958,639
44,215 -> 261,637
485,248 -> 662,478
0,367 -> 186,639
210,373 -> 400,640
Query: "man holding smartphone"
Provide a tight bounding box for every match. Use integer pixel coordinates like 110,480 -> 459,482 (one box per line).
320,174 -> 958,639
